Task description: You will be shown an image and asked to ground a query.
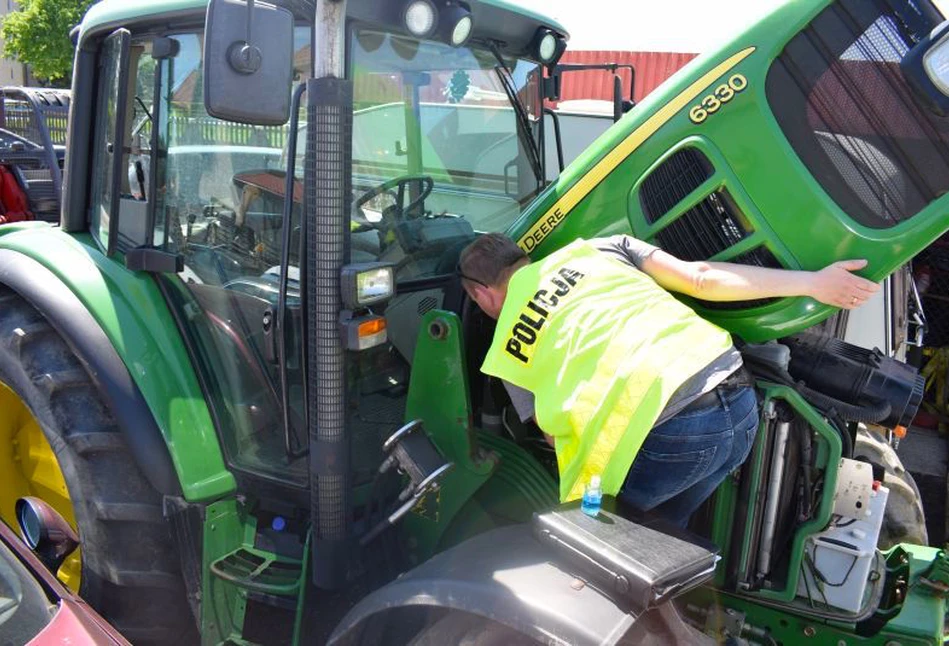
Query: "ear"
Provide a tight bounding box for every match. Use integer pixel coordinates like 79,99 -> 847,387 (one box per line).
461,280 -> 480,300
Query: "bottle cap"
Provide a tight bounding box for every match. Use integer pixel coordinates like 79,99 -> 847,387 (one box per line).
590,475 -> 601,488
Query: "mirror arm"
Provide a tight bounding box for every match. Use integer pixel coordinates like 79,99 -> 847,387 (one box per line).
543,107 -> 564,173
246,0 -> 254,47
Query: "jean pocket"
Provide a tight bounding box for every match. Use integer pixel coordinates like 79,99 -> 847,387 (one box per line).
735,405 -> 760,457
623,444 -> 718,510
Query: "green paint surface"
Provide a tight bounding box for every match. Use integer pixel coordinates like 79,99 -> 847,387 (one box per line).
509,0 -> 949,342
0,224 -> 235,500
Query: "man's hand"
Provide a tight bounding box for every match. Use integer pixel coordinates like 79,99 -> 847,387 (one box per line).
807,259 -> 880,309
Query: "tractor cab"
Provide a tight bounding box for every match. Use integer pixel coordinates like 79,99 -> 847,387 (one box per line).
71,0 -> 563,500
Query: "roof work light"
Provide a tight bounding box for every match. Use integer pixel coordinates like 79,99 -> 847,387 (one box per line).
437,4 -> 473,47
531,27 -> 566,66
402,0 -> 474,48
402,0 -> 438,38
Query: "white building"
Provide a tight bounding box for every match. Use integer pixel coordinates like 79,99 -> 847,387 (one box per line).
0,0 -> 32,86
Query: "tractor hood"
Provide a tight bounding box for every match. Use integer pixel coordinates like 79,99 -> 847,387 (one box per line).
509,0 -> 949,343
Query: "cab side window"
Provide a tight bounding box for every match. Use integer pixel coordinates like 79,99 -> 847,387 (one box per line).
115,42 -> 157,249
88,29 -> 129,253
88,31 -> 157,254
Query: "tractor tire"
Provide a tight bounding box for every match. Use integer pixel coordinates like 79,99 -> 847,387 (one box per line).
854,425 -> 928,548
0,286 -> 197,645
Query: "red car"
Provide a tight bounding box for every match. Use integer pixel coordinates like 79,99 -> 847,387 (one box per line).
0,504 -> 130,646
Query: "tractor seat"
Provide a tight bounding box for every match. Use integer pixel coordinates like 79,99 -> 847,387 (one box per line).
532,497 -> 719,613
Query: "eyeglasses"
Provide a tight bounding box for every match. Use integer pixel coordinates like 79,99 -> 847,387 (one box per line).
455,262 -> 489,288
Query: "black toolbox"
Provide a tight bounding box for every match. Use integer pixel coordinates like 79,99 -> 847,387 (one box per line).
533,498 -> 719,612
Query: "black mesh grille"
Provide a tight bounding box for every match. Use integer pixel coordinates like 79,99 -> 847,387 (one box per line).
640,148 -> 714,223
653,190 -> 751,262
767,0 -> 949,228
697,247 -> 783,311
417,296 -> 438,315
306,77 -> 352,588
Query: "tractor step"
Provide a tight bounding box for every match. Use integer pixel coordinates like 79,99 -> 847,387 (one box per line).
201,501 -> 310,646
210,546 -> 305,596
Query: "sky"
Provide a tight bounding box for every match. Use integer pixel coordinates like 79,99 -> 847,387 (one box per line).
513,0 -> 949,53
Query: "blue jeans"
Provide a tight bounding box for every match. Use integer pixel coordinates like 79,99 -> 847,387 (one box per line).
617,386 -> 759,527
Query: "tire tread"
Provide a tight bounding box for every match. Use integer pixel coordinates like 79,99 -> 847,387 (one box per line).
0,285 -> 197,645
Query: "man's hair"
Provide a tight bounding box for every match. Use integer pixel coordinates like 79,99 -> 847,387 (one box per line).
459,233 -> 528,287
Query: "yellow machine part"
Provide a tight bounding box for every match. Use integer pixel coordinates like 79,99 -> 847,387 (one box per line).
0,379 -> 81,589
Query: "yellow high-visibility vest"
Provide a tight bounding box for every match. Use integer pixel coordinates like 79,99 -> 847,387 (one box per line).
481,239 -> 734,502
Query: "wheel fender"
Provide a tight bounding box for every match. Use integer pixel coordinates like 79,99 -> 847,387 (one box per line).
0,248 -> 181,496
328,524 -> 636,645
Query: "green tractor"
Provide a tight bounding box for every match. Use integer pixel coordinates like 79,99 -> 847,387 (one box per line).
2,0 -> 949,644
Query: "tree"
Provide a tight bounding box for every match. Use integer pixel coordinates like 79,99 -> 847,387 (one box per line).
1,0 -> 97,86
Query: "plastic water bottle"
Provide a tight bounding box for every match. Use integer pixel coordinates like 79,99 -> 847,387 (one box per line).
581,475 -> 603,517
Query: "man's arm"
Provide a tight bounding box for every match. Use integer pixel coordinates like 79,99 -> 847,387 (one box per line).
640,247 -> 880,309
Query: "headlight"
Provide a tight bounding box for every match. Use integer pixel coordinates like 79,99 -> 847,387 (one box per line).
403,0 -> 437,38
341,263 -> 395,309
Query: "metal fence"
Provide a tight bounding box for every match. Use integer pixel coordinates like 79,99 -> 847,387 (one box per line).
168,115 -> 290,149
3,101 -> 69,146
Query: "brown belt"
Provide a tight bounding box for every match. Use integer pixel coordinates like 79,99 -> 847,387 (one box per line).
678,365 -> 754,415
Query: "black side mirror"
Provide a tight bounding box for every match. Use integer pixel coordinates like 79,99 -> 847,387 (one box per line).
203,0 -> 294,125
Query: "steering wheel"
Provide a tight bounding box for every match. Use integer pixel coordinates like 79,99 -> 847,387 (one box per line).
353,175 -> 434,226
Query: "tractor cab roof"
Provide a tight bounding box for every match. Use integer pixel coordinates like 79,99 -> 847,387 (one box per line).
78,0 -> 568,63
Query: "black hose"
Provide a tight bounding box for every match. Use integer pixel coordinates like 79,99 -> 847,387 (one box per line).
797,384 -> 891,425
825,412 -> 854,460
743,355 -> 891,424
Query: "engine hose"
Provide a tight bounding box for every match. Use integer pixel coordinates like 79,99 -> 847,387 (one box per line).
742,355 -> 891,424
797,384 -> 891,425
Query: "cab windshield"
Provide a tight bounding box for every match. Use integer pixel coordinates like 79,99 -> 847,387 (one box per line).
347,30 -> 544,282
129,27 -> 545,486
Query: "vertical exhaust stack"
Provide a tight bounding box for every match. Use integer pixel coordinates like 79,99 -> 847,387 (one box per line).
308,0 -> 351,590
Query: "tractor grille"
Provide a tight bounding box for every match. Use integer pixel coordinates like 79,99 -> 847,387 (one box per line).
653,190 -> 750,262
640,147 -> 714,223
697,246 -> 782,311
417,295 -> 438,315
766,0 -> 949,228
